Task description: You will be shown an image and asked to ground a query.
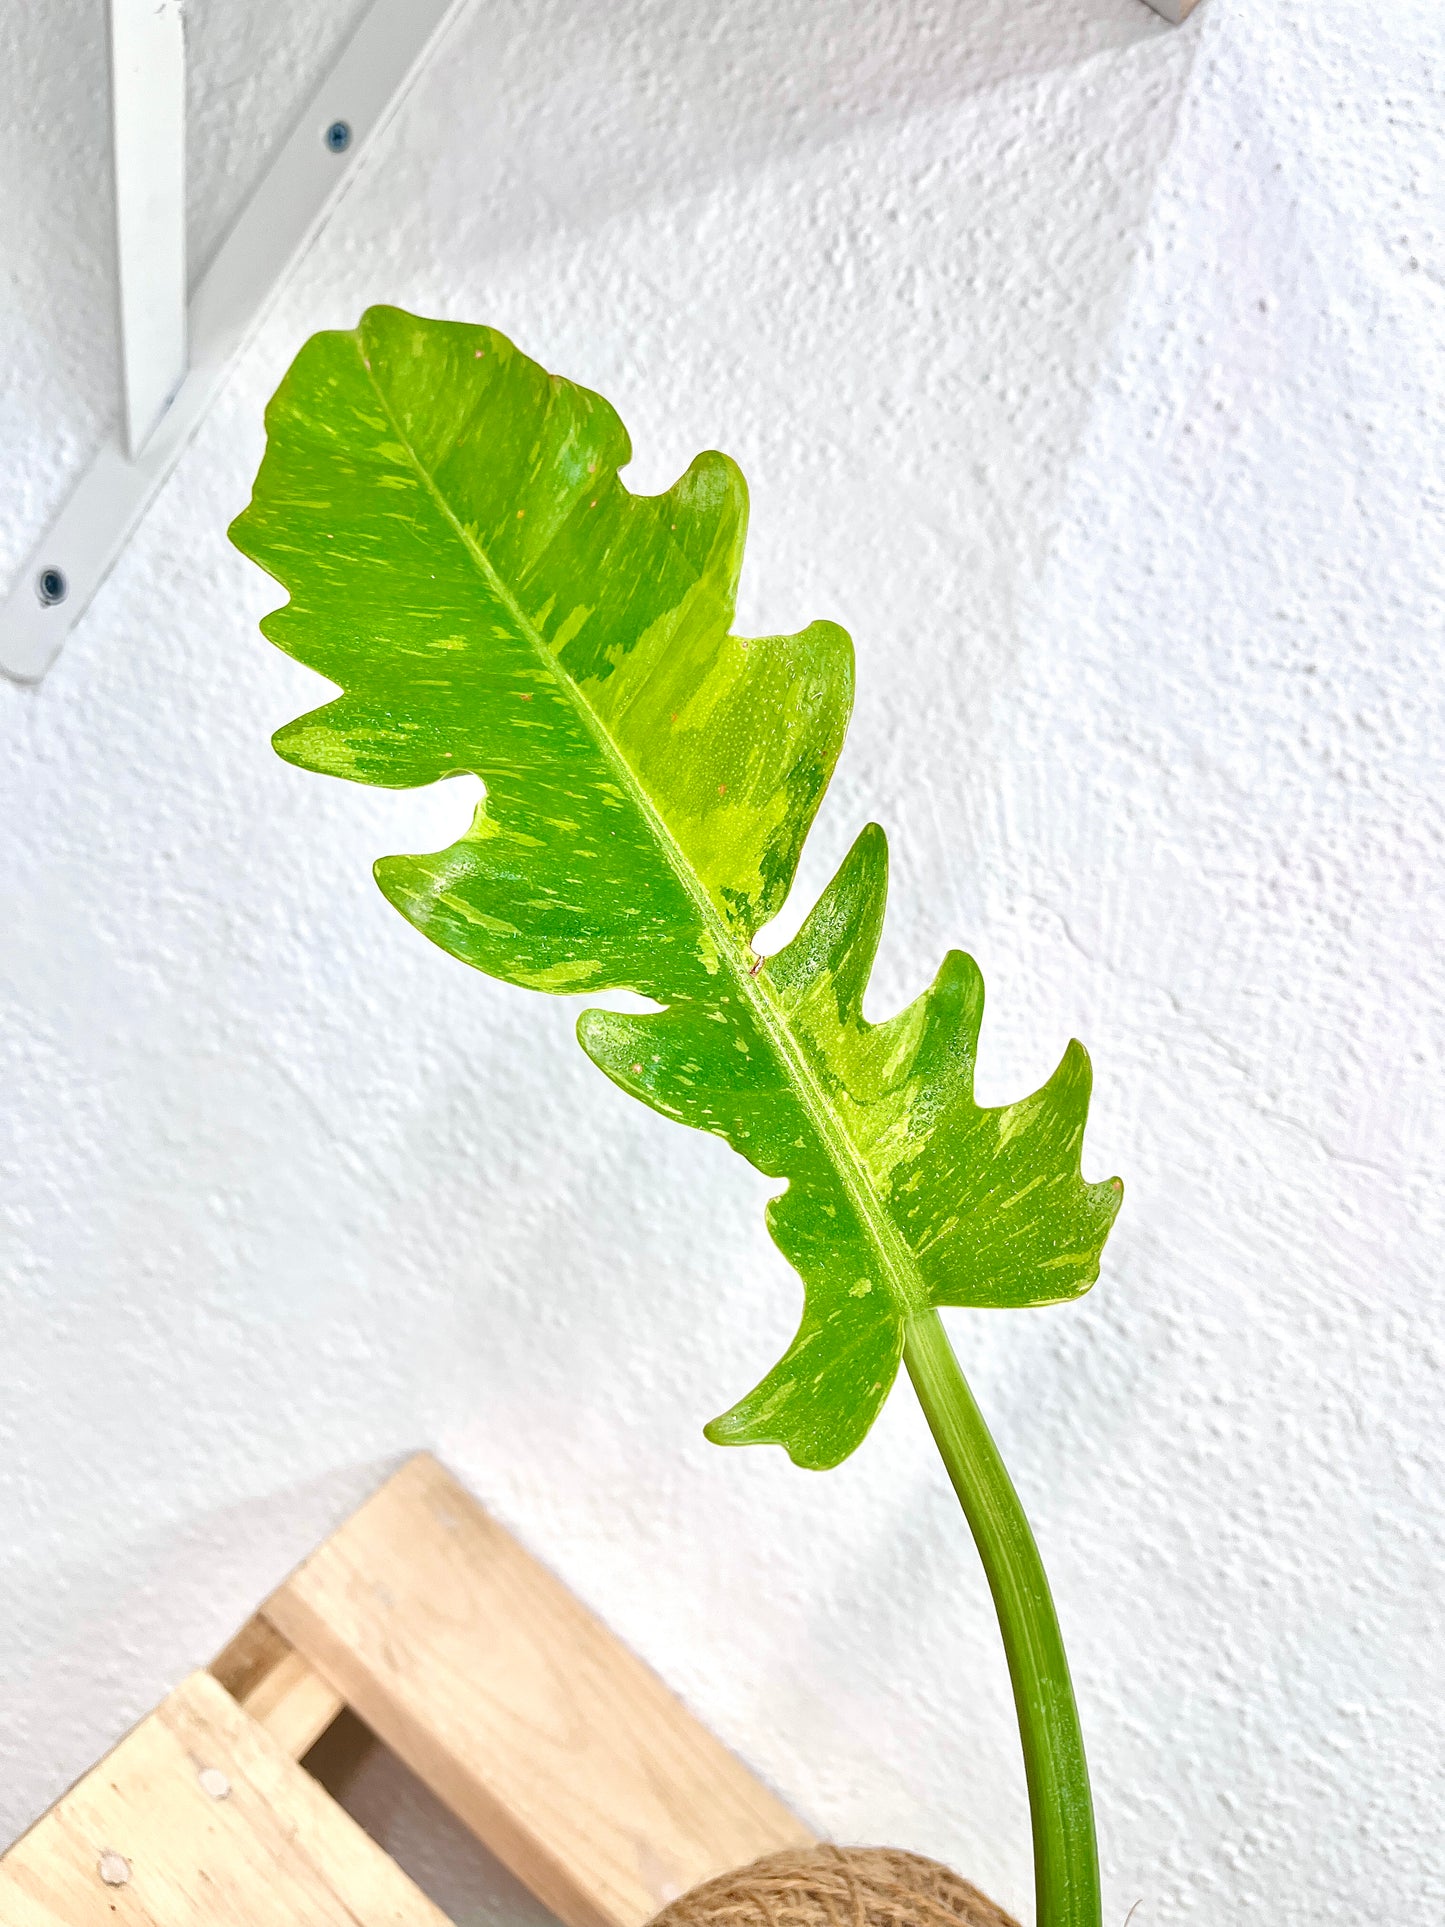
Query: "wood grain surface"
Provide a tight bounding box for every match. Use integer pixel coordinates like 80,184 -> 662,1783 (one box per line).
264,1453 -> 813,1927
0,1669 -> 449,1925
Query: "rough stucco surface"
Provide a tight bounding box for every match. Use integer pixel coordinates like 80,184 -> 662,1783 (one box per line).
2,1 -> 1443,1920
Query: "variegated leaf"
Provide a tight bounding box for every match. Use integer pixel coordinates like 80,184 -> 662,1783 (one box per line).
231,306 -> 1121,1469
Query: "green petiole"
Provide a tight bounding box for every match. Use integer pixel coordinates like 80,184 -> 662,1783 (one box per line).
903,1310 -> 1100,1927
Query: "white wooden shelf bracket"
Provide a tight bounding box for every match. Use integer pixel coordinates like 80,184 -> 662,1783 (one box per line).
1,0 -> 464,685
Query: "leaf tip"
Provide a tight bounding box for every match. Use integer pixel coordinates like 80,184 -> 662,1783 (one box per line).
702,1410 -> 853,1473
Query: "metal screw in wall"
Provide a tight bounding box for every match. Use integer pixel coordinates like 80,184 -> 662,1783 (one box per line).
36,568 -> 68,608
325,119 -> 352,153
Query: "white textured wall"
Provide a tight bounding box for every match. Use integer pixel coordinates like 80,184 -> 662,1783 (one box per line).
3,2 -> 1443,1921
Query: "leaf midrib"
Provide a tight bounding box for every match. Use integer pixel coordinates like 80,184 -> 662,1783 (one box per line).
359,343 -> 928,1325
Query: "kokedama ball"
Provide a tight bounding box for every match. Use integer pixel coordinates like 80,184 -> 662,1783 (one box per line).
649,1846 -> 1019,1927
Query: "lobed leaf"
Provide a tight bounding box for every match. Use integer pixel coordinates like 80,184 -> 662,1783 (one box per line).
231,306 -> 1121,1470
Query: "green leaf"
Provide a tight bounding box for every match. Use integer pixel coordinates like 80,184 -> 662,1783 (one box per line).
231,305 -> 1121,1471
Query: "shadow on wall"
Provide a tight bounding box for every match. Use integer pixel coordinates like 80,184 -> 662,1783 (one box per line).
457,0 -> 1183,241
388,0 -> 1206,1035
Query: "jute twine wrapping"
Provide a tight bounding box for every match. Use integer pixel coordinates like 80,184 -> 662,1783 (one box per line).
649,1846 -> 1020,1927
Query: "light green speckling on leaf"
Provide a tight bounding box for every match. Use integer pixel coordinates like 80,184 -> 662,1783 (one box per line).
230,305 -> 1121,1471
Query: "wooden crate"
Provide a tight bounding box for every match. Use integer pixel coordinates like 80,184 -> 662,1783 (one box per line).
0,1454 -> 813,1926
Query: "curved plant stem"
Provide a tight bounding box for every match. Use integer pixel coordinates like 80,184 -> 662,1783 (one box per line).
902,1310 -> 1100,1927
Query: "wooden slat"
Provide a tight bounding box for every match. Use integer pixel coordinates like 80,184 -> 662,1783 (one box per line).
211,1613 -> 347,1758
0,1670 -> 449,1926
265,1454 -> 813,1927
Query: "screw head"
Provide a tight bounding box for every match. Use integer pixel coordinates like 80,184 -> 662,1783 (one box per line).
325,119 -> 352,153
36,566 -> 67,606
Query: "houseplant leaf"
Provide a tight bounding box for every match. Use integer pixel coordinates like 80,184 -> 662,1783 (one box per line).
230,304 -> 1121,1472
233,304 -> 1127,1927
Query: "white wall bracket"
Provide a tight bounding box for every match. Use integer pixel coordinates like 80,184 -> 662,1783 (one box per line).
111,0 -> 188,461
1141,0 -> 1204,21
1,0 -> 464,685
